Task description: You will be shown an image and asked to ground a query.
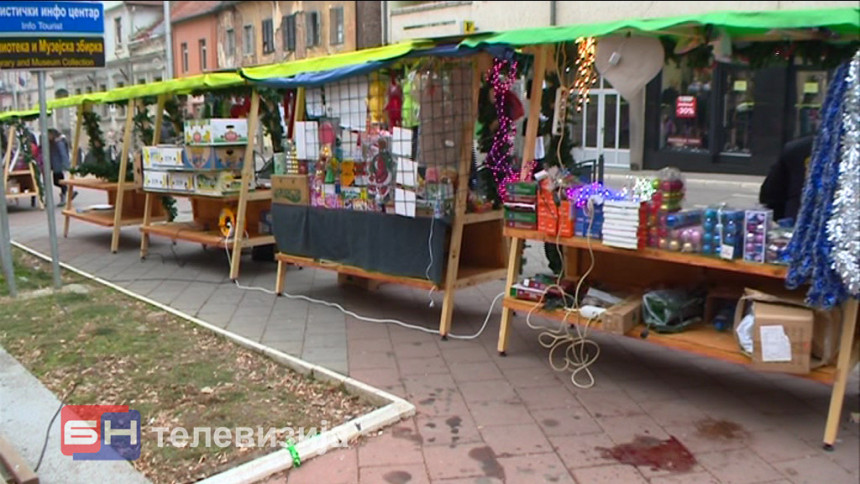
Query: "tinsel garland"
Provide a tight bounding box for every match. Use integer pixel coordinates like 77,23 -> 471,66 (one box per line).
826,50 -> 860,297
483,58 -> 520,202
785,60 -> 850,309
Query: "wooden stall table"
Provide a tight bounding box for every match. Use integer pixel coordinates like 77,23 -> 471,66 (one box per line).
498,227 -> 860,450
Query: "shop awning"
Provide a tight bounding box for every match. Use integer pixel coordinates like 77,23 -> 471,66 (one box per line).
47,72 -> 246,109
460,7 -> 860,47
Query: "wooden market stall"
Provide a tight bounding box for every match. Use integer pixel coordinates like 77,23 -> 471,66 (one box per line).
0,110 -> 44,210
46,73 -> 275,279
241,42 -> 509,337
465,8 -> 860,449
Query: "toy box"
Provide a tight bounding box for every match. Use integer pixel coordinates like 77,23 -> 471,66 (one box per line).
168,172 -> 195,193
183,145 -> 246,171
194,172 -> 241,196
143,170 -> 169,191
184,118 -> 248,145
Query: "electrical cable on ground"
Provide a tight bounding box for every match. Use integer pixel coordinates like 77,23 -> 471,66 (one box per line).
35,380 -> 79,472
222,243 -> 502,341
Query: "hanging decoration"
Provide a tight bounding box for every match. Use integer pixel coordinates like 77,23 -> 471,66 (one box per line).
72,110 -> 126,181
478,57 -> 520,204
571,37 -> 598,112
785,57 -> 852,309
826,50 -> 860,297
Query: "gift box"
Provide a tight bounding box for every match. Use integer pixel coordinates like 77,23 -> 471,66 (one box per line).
183,146 -> 245,171
184,118 -> 249,145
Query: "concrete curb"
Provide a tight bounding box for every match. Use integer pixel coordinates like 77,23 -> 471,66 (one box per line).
12,241 -> 416,484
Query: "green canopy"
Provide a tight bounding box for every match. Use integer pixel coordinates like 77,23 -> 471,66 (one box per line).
241,39 -> 433,81
47,72 -> 246,109
0,108 -> 45,122
460,7 -> 860,47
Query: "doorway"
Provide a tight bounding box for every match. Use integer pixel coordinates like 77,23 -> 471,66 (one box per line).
573,77 -> 630,169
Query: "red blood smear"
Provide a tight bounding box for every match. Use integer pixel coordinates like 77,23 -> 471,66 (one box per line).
597,435 -> 697,472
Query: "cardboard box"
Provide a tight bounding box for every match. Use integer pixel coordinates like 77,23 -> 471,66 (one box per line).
194,172 -> 240,196
272,174 -> 309,205
184,118 -> 249,145
143,146 -> 186,169
143,170 -> 169,191
538,197 -> 573,237
602,295 -> 643,335
750,302 -> 813,374
183,145 -> 245,171
168,172 -> 195,193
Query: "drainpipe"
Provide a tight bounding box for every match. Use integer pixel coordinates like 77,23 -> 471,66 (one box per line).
164,1 -> 174,79
550,0 -> 557,26
381,1 -> 388,45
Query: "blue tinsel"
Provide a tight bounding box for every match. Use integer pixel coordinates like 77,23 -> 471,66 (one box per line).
785,61 -> 849,309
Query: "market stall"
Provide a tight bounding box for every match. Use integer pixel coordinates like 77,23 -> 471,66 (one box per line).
0,109 -> 45,210
465,8 -> 859,449
241,42 -> 513,336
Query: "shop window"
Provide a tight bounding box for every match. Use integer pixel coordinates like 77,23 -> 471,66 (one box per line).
793,70 -> 828,139
659,62 -> 713,153
720,67 -> 754,155
282,14 -> 296,51
262,18 -> 274,54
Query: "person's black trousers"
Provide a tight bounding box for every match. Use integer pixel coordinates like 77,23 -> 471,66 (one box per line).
52,171 -> 67,196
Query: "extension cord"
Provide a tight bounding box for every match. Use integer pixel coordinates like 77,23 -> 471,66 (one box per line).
578,305 -> 606,320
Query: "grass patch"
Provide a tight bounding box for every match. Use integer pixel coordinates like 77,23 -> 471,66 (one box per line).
0,247 -> 76,295
0,248 -> 376,483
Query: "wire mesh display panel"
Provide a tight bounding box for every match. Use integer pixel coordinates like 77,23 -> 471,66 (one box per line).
286,57 -> 475,219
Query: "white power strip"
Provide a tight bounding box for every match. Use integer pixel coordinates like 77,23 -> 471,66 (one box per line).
579,305 -> 607,320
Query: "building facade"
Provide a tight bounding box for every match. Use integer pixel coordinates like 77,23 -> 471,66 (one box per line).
386,0 -> 857,174
171,1 -> 221,77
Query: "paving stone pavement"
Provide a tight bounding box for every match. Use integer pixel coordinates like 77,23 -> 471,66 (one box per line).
4,188 -> 858,484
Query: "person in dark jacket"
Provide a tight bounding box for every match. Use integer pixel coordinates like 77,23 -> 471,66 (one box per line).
759,136 -> 814,222
48,128 -> 71,205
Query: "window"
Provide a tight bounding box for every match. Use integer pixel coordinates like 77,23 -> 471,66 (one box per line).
793,70 -> 828,139
199,39 -> 207,71
181,42 -> 189,72
75,88 -> 81,95
262,19 -> 274,54
282,14 -> 296,51
659,62 -> 713,153
154,76 -> 162,82
306,11 -> 320,47
330,7 -> 344,45
226,28 -> 235,55
99,84 -> 106,93
243,25 -> 254,55
116,82 -> 124,88
114,18 -> 122,46
720,67 -> 754,155
138,78 -> 145,85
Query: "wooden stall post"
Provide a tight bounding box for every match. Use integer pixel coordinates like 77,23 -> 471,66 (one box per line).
822,297 -> 860,449
438,124 -> 478,338
110,99 -> 135,253
229,90 -> 261,280
140,94 -> 166,259
2,125 -> 13,184
497,45 -> 550,355
64,104 -> 85,237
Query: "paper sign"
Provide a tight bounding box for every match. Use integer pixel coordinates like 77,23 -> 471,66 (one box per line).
733,80 -> 748,92
719,244 -> 735,260
803,82 -> 819,94
394,188 -> 416,218
396,158 -> 418,188
391,127 -> 413,157
759,325 -> 792,362
294,121 -> 319,160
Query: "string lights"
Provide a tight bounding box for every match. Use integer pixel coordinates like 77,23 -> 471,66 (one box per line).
567,182 -> 624,208
485,57 -> 520,200
571,37 -> 598,112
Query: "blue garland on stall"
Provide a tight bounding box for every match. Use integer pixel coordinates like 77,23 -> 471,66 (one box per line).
785,60 -> 850,309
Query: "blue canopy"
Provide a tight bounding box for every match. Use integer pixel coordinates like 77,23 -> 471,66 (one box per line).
247,44 -> 513,89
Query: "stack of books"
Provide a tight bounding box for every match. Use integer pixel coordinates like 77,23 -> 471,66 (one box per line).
601,200 -> 646,250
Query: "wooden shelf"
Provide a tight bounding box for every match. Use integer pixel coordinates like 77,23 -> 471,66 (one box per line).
463,210 -> 503,225
504,227 -> 788,280
143,189 -> 272,202
141,222 -> 274,248
4,191 -> 38,199
7,170 -> 32,176
454,266 -> 506,288
62,209 -> 165,228
60,178 -> 136,191
502,296 -> 837,384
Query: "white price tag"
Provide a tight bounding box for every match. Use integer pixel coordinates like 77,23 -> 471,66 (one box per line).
720,244 -> 735,260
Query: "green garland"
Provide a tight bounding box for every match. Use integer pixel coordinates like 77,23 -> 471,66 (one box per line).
163,96 -> 186,140
12,120 -> 44,206
133,104 -> 154,147
72,110 -> 128,181
259,88 -> 286,153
